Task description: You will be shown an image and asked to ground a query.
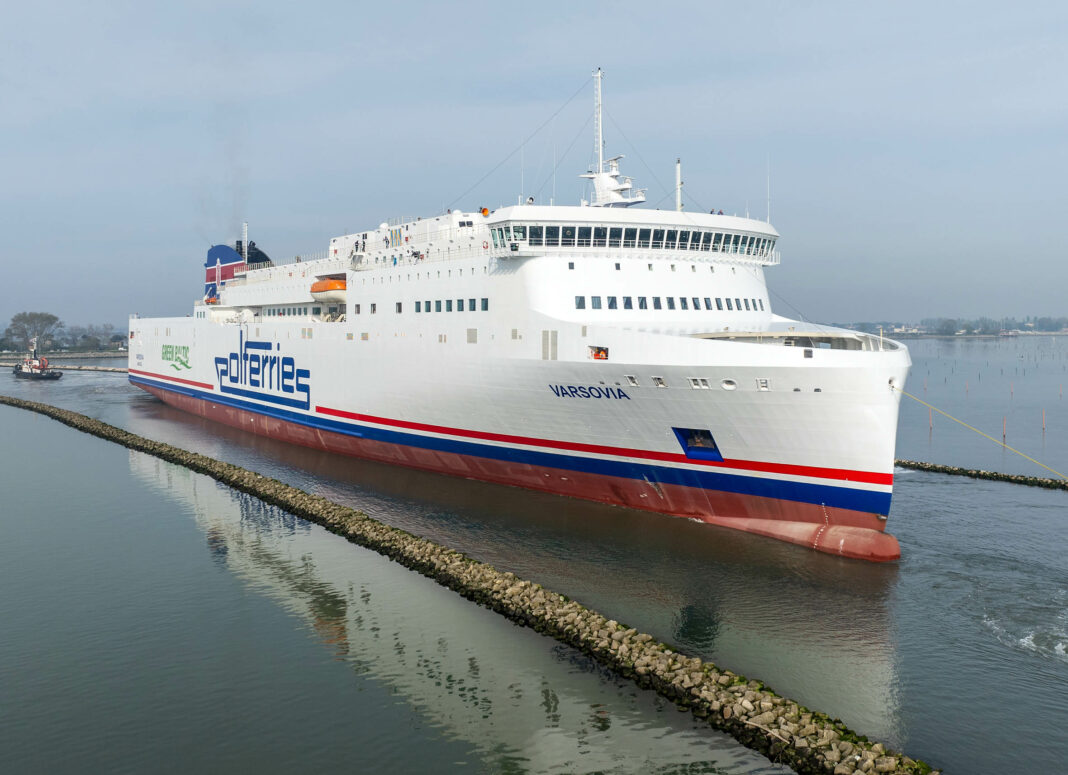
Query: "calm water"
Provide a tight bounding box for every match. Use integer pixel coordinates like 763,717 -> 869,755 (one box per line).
2,338 -> 1067,773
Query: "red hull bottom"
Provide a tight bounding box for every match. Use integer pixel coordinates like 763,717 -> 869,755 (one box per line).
140,385 -> 900,562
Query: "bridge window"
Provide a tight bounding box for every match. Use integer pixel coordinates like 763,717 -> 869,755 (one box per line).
624,227 -> 637,247
561,225 -> 576,246
712,233 -> 723,251
528,225 -> 543,246
651,229 -> 664,249
545,226 -> 560,246
701,232 -> 713,251
678,231 -> 690,250
638,228 -> 651,248
577,226 -> 591,246
512,225 -> 526,240
608,227 -> 622,247
593,226 -> 607,247
731,234 -> 741,253
665,230 -> 678,249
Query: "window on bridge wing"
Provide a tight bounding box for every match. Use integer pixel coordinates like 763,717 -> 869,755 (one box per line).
609,227 -> 622,247
637,229 -> 651,248
577,226 -> 591,246
512,225 -> 526,240
651,229 -> 665,249
528,226 -> 543,246
545,226 -> 560,246
624,228 -> 637,247
593,227 -> 607,247
561,226 -> 576,246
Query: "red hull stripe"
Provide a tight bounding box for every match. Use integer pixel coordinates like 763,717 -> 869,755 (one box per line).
315,404 -> 893,486
128,368 -> 215,391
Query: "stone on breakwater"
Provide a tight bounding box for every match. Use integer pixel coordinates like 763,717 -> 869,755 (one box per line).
896,458 -> 1068,490
0,393 -> 939,775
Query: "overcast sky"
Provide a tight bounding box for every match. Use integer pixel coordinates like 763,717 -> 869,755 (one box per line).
2,1 -> 1065,328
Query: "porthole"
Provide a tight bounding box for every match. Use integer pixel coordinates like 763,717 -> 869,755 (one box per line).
720,379 -> 737,391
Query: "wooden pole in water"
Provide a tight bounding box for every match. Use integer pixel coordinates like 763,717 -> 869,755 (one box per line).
929,407 -> 933,430
1003,416 -> 1007,440
1043,408 -> 1046,432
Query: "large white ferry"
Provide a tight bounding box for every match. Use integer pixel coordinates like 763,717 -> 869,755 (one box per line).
129,71 -> 910,561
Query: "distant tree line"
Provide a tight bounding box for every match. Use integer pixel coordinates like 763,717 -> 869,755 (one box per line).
1,312 -> 126,352
847,317 -> 1068,335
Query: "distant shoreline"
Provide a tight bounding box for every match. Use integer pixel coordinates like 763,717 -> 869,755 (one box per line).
890,332 -> 1068,340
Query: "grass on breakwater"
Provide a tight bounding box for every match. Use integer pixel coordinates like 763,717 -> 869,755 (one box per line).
0,394 -> 936,775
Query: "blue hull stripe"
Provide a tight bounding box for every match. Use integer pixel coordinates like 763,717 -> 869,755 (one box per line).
131,375 -> 892,515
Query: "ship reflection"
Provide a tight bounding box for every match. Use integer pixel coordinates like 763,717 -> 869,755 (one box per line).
130,401 -> 904,748
128,450 -> 791,773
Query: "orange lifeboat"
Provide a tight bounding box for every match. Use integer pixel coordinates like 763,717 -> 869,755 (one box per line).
311,278 -> 347,302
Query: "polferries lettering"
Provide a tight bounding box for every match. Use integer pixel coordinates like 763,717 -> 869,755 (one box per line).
549,384 -> 630,400
214,331 -> 311,410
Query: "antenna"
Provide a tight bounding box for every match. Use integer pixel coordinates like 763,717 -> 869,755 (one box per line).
242,221 -> 248,262
675,158 -> 683,212
594,67 -> 604,173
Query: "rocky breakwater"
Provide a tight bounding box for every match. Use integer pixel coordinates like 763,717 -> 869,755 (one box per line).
896,458 -> 1068,491
0,394 -> 937,775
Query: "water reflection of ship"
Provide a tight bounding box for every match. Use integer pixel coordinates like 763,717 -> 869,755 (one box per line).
128,452 -> 789,773
131,401 -> 904,746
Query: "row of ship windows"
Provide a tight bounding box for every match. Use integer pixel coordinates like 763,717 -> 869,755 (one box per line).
491,225 -> 776,256
266,300 -> 491,316
576,295 -> 765,312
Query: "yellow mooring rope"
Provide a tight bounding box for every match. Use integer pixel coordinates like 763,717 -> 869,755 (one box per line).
893,386 -> 1068,481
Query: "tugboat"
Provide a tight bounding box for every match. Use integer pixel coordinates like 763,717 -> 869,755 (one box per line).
12,338 -> 62,380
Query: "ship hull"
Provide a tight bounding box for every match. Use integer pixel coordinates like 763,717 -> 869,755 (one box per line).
132,372 -> 902,562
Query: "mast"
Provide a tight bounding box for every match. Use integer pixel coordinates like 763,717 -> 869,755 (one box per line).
594,67 -> 604,174
242,222 -> 249,263
676,158 -> 683,212
580,69 -> 646,208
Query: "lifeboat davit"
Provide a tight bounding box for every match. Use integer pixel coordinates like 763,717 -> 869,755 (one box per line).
311,278 -> 347,303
